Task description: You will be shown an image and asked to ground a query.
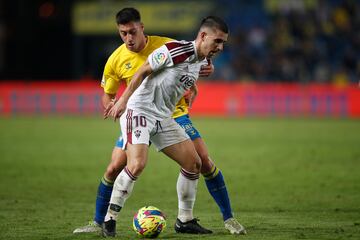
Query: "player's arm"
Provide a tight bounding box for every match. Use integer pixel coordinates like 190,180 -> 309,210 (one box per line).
101,53 -> 121,117
102,93 -> 115,108
106,60 -> 153,120
102,93 -> 117,118
185,84 -> 198,108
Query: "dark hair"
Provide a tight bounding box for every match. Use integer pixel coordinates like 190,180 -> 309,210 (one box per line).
200,16 -> 228,34
116,8 -> 141,25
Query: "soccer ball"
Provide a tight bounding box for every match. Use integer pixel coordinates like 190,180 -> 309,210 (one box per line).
133,206 -> 166,238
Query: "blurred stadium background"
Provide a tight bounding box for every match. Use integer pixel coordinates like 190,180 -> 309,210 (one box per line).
0,0 -> 359,116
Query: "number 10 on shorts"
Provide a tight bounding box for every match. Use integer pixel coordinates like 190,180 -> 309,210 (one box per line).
133,115 -> 147,127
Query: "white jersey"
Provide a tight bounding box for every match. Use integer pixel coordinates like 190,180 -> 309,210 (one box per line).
126,40 -> 206,120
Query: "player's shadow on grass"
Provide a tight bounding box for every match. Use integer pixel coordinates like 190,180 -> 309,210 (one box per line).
160,229 -> 232,239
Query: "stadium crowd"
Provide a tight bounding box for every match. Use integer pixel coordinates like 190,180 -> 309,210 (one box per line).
212,0 -> 359,84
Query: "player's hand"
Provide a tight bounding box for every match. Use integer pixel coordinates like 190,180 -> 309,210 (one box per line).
106,98 -> 126,122
184,91 -> 196,108
199,59 -> 214,77
103,98 -> 116,119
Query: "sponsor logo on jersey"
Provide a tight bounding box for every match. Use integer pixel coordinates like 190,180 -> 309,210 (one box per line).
125,62 -> 132,70
154,52 -> 166,65
179,75 -> 195,90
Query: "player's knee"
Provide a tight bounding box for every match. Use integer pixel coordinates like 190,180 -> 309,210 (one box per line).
200,157 -> 213,174
192,156 -> 202,173
195,161 -> 202,173
182,155 -> 201,174
198,151 -> 209,163
105,164 -> 121,181
197,152 -> 213,172
128,161 -> 146,176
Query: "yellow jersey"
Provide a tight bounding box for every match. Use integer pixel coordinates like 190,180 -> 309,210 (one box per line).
101,35 -> 189,118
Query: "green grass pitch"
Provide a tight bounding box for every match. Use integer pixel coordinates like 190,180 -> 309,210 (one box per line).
0,116 -> 359,240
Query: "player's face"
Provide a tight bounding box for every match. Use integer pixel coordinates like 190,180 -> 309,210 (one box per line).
118,21 -> 146,52
201,28 -> 228,58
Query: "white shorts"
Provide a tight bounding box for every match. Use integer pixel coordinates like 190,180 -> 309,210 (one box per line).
119,108 -> 189,151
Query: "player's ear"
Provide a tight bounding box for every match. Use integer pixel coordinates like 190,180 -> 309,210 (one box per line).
200,31 -> 207,41
140,22 -> 144,31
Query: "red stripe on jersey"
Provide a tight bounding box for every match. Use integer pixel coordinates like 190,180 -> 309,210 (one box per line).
165,41 -> 195,64
172,52 -> 194,65
166,41 -> 192,51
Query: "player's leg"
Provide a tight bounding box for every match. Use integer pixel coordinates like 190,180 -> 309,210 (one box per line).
73,138 -> 127,234
193,137 -> 234,220
175,114 -> 246,234
193,137 -> 246,234
153,118 -> 212,234
102,109 -> 152,237
103,143 -> 148,237
162,140 -> 211,234
162,140 -> 200,223
94,141 -> 127,224
175,115 -> 234,220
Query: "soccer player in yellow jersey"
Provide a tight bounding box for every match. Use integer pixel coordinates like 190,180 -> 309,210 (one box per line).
73,7 -> 245,235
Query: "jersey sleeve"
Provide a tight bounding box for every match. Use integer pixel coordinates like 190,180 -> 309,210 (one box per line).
148,45 -> 173,72
101,56 -> 120,95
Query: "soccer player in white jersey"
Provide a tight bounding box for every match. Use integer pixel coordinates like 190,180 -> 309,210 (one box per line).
73,8 -> 244,236
101,16 -> 245,237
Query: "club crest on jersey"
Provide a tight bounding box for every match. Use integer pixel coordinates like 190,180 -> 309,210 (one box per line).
134,130 -> 141,139
154,52 -> 166,65
125,62 -> 132,70
179,75 -> 195,90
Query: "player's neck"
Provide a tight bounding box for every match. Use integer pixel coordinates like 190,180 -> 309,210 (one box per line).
137,35 -> 148,52
194,39 -> 205,61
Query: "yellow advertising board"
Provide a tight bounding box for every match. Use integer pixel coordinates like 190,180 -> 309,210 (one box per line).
72,1 -> 214,35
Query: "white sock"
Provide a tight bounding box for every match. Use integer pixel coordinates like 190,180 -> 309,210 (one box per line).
104,167 -> 137,221
177,168 -> 199,222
